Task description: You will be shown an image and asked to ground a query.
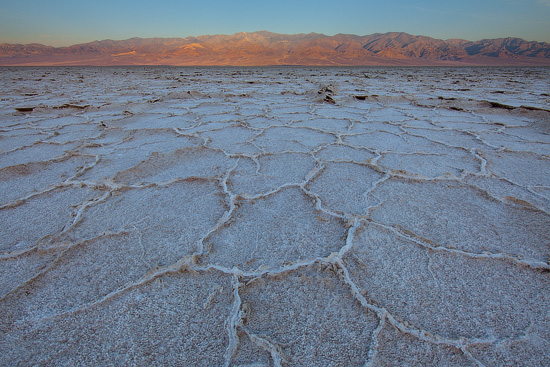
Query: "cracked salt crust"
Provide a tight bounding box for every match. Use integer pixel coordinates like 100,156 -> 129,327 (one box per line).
0,66 -> 549,366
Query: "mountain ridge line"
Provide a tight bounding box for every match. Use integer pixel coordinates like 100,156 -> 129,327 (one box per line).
2,31 -> 550,66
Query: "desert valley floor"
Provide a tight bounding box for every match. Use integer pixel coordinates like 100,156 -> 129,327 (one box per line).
0,66 -> 549,366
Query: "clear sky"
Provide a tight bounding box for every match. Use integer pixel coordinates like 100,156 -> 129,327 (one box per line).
1,0 -> 549,46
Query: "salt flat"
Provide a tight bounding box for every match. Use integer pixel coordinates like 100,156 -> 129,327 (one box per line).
0,66 -> 549,366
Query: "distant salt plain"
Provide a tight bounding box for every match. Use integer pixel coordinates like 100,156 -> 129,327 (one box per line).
0,66 -> 549,366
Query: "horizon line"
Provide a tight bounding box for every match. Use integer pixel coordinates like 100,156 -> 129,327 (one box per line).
3,30 -> 550,48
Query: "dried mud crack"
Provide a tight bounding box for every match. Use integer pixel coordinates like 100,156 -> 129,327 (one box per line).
1,66 -> 549,366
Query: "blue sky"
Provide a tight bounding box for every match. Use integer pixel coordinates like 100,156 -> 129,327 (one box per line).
1,0 -> 549,46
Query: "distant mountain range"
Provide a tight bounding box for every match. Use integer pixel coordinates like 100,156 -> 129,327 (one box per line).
1,31 -> 550,66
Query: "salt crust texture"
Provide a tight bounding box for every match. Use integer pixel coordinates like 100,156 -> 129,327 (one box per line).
1,67 -> 549,366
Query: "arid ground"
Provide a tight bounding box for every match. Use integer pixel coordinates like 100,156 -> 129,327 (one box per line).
1,66 -> 549,366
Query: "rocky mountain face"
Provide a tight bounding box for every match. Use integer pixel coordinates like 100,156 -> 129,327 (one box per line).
1,31 -> 549,66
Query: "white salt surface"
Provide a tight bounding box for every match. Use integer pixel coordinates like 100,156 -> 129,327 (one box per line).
1,66 -> 549,366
